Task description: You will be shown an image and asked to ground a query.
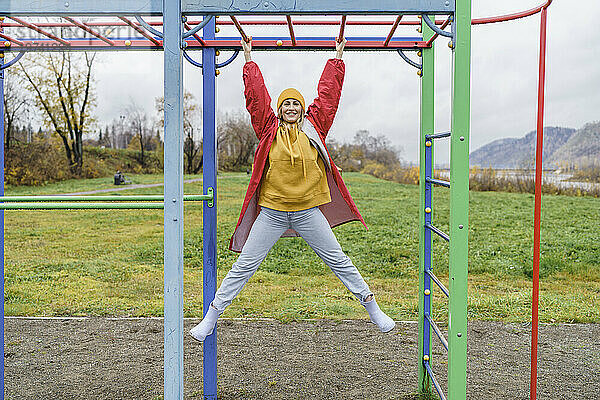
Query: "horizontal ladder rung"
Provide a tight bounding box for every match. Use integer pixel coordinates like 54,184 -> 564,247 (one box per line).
426,270 -> 449,297
424,361 -> 447,400
426,177 -> 450,188
425,132 -> 451,140
425,312 -> 449,351
0,194 -> 211,202
0,203 -> 168,210
425,224 -> 450,242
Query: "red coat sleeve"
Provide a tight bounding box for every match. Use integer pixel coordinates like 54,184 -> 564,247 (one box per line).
306,58 -> 345,139
243,61 -> 277,140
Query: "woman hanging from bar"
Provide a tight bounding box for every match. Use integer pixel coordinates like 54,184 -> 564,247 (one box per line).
190,37 -> 395,342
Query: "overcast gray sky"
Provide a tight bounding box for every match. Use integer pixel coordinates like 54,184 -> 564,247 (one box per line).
92,0 -> 600,164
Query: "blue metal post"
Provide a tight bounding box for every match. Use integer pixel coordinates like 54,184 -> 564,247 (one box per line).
0,51 -> 5,400
418,18 -> 435,395
163,0 -> 184,399
424,138 -> 432,360
202,17 -> 218,400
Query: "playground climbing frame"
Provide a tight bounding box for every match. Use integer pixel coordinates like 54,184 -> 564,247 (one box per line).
0,1 -> 553,399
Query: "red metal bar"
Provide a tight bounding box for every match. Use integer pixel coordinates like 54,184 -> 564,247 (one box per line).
117,16 -> 161,46
531,3 -> 550,400
0,20 -> 401,28
195,18 -> 446,26
230,16 -> 250,43
473,0 -> 552,25
337,15 -> 347,42
9,17 -> 70,46
5,38 -> 163,50
1,39 -> 426,51
384,15 -> 403,47
199,39 -> 425,49
425,16 -> 452,47
215,19 -> 403,26
0,32 -> 25,46
2,4 -> 556,33
286,16 -> 296,46
184,22 -> 206,46
62,17 -> 115,46
0,36 -> 427,51
1,21 -> 161,28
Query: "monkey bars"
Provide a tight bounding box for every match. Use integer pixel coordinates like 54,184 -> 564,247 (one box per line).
0,0 -> 455,16
0,15 -> 434,51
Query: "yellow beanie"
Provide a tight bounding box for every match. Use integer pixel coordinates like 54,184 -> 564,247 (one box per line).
277,88 -> 305,111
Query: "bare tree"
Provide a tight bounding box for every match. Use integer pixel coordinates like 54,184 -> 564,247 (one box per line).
98,125 -> 112,148
352,129 -> 401,165
2,70 -> 30,150
155,91 -> 202,174
325,130 -> 402,172
325,138 -> 363,172
126,101 -> 154,167
18,52 -> 96,172
217,111 -> 258,171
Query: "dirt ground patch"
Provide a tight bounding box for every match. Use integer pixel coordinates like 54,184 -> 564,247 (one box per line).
4,318 -> 599,399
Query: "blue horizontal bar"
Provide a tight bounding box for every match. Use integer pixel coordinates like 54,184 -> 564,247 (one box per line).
425,132 -> 451,140
5,44 -> 422,53
4,35 -> 426,53
425,270 -> 449,298
0,0 -> 454,16
424,312 -> 449,351
424,361 -> 447,400
426,177 -> 450,188
425,224 -> 450,242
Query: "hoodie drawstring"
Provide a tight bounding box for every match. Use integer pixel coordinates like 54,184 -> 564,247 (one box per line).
277,124 -> 307,180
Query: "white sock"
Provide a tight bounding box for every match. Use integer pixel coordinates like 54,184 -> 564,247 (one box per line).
361,297 -> 396,333
190,305 -> 223,343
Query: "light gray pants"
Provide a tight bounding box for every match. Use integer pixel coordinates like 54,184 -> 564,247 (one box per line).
212,206 -> 373,311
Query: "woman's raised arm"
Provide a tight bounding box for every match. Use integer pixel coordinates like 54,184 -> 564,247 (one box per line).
335,37 -> 346,60
306,38 -> 347,138
242,36 -> 252,62
242,38 -> 277,139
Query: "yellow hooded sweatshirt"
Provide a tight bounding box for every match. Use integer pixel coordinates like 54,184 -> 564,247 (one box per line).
258,121 -> 331,211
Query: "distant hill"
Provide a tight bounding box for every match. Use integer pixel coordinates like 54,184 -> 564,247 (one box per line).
548,122 -> 600,167
468,125 -> 598,169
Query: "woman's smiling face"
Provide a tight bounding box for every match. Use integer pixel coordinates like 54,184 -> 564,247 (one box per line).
280,99 -> 302,123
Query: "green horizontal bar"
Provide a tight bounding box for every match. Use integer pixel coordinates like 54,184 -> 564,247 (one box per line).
0,203 -> 169,210
0,194 -> 211,202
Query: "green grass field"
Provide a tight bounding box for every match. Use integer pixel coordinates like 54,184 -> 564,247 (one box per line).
4,172 -> 600,323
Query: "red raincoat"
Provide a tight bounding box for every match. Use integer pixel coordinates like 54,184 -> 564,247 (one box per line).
229,59 -> 367,252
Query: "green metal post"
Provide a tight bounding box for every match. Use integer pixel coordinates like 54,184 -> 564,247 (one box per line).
418,19 -> 435,395
448,1 -> 471,399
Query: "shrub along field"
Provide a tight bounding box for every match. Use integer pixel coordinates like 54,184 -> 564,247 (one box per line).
4,172 -> 600,323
